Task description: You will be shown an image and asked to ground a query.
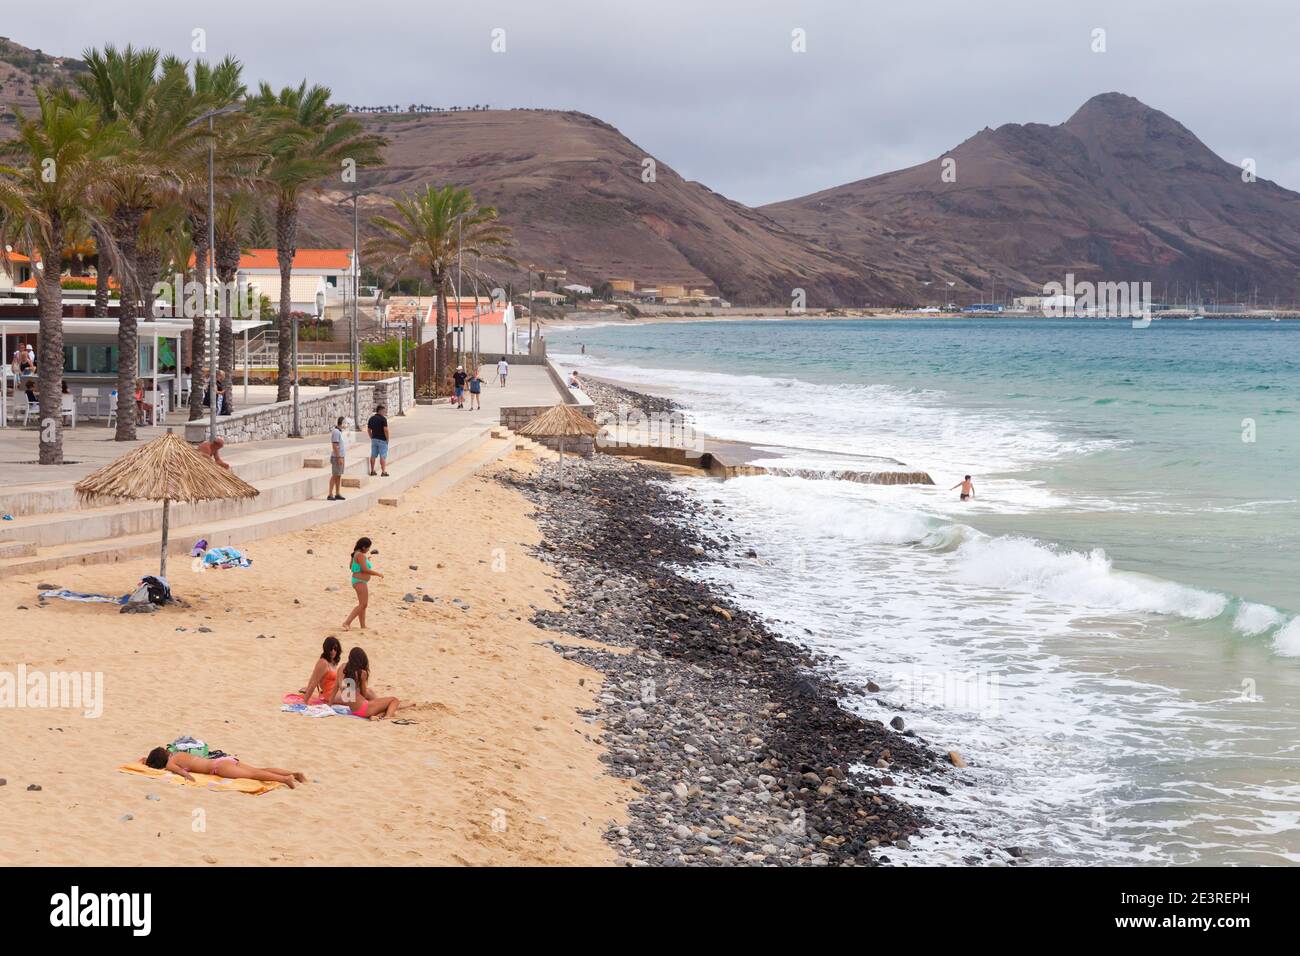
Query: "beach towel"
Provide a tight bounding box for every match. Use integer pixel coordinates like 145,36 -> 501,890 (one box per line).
117,762 -> 284,796
202,546 -> 252,569
39,588 -> 127,605
281,692 -> 357,718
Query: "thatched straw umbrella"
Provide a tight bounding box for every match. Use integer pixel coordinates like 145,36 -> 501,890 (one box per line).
75,430 -> 259,578
516,404 -> 600,489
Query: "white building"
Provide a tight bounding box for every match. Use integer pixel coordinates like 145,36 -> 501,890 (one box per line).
234,249 -> 357,313
422,297 -> 517,356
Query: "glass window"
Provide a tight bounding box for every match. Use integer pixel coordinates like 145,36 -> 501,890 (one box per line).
63,345 -> 87,373
88,345 -> 116,374
138,343 -> 154,376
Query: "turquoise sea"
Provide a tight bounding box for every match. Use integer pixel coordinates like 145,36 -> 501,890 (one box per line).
550,317 -> 1300,865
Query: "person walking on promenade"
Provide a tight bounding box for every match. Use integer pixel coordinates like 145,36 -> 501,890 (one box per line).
496,357 -> 509,386
367,404 -> 390,477
328,416 -> 348,500
453,365 -> 467,408
467,367 -> 482,410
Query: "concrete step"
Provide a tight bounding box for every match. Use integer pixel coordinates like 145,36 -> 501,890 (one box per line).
0,422 -> 445,519
0,426 -> 505,579
0,429 -> 446,550
0,540 -> 35,558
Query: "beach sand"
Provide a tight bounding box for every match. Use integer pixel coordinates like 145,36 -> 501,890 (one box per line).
0,448 -> 629,866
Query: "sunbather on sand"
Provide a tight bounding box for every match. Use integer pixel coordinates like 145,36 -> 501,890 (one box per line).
300,636 -> 343,703
330,646 -> 400,720
143,747 -> 306,788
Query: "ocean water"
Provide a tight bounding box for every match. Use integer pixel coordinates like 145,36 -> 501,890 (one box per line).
549,317 -> 1300,866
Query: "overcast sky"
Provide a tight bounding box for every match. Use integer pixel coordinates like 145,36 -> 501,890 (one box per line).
15,0 -> 1300,205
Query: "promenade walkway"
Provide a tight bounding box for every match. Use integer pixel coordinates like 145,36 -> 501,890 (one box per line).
0,366 -> 562,577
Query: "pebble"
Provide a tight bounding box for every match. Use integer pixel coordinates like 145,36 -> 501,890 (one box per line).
27,784 -> 41,791
403,593 -> 417,602
502,446 -> 934,868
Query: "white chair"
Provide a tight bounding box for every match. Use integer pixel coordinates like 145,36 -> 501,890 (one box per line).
21,399 -> 39,426
60,394 -> 76,427
78,387 -> 99,420
106,391 -> 117,429
144,390 -> 166,426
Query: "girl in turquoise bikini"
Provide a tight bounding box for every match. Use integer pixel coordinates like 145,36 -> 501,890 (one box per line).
342,536 -> 383,630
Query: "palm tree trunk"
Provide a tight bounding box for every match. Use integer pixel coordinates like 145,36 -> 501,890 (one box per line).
216,227 -> 240,414
187,211 -> 210,421
275,197 -> 297,403
139,248 -> 162,323
36,221 -> 65,465
434,271 -> 450,396
92,224 -> 111,318
113,207 -> 144,441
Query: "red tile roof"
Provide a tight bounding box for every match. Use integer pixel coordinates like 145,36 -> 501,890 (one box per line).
424,305 -> 509,325
240,248 -> 352,271
186,248 -> 353,271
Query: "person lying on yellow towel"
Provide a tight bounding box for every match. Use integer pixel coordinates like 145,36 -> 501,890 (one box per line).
139,747 -> 306,789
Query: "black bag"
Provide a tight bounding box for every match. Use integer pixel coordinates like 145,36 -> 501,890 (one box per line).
141,575 -> 171,606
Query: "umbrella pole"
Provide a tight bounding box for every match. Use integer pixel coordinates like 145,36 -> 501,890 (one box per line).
160,498 -> 170,579
558,438 -> 565,490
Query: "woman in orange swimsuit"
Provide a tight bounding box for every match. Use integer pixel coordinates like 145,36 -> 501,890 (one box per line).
300,636 -> 343,704
330,646 -> 400,720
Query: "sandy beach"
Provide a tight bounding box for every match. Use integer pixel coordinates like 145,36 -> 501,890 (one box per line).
0,447 -> 630,867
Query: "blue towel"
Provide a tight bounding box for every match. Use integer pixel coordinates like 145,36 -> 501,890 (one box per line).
40,588 -> 127,605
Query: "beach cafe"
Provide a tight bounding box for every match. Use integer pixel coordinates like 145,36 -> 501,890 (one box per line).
0,302 -> 269,427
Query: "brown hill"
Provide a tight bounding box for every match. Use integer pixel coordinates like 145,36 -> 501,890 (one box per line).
2,31 -> 1298,306
299,109 -> 884,305
763,93 -> 1300,303
0,37 -> 84,129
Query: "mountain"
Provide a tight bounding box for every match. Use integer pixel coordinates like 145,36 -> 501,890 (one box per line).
763,93 -> 1300,303
297,109 -> 885,305
0,37 -> 84,128
2,30 -> 1298,306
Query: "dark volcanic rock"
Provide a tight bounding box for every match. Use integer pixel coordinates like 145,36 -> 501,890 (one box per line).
499,450 -> 938,867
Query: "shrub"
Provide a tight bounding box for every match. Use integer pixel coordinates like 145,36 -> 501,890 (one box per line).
362,339 -> 411,371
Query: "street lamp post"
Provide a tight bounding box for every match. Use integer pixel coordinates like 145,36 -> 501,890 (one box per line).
397,328 -> 404,415
351,190 -> 361,433
187,103 -> 243,447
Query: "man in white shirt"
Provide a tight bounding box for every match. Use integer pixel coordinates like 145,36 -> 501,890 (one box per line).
328,416 -> 347,501
496,358 -> 509,386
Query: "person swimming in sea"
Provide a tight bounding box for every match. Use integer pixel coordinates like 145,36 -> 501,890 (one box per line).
300,636 -> 343,704
143,747 -> 306,788
951,475 -> 975,501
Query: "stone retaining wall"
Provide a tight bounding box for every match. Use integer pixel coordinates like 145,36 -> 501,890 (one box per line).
183,375 -> 412,444
500,393 -> 597,458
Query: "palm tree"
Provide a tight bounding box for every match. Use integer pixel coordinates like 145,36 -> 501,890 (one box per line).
364,184 -> 514,395
181,56 -> 247,422
249,81 -> 385,402
213,191 -> 255,411
0,90 -> 123,463
78,46 -> 210,440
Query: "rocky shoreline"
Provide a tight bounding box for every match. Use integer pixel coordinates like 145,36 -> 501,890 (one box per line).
580,376 -> 681,418
500,451 -> 944,866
